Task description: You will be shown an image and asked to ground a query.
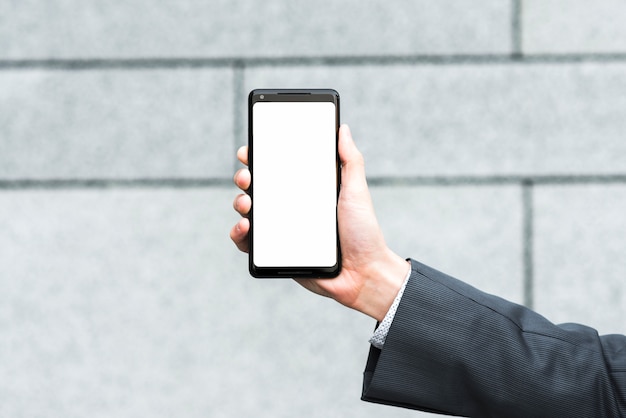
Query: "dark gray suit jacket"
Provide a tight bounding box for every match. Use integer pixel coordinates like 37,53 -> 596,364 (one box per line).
362,259 -> 626,417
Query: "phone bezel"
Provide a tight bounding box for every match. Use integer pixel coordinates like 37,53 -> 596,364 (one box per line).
247,89 -> 341,278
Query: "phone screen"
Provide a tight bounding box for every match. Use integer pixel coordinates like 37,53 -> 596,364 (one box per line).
249,90 -> 340,278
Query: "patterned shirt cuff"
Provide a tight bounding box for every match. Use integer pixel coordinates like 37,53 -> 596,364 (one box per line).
368,265 -> 412,349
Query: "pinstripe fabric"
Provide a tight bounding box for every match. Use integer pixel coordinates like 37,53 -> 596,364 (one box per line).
362,259 -> 626,417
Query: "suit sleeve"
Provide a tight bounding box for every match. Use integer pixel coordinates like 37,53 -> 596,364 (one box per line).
361,259 -> 626,417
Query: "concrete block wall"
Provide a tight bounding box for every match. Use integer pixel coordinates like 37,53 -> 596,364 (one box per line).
1,2 -> 624,417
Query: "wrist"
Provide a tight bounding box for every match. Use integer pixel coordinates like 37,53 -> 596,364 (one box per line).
354,250 -> 411,322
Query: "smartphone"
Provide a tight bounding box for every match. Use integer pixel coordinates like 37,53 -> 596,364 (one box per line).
248,89 -> 341,278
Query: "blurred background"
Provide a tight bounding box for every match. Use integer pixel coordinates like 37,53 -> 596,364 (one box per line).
1,1 -> 625,417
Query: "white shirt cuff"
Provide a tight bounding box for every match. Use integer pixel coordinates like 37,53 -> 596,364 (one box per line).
368,265 -> 412,349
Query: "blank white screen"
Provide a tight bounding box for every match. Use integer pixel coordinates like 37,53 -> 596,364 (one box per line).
252,101 -> 337,267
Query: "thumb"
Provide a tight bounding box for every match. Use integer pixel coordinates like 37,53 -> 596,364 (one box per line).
338,124 -> 368,191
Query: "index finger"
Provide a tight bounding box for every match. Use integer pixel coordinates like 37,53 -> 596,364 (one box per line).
237,146 -> 248,166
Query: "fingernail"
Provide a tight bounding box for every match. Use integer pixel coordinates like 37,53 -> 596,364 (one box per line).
342,124 -> 352,138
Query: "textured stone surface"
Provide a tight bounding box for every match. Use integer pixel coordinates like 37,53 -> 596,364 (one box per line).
0,189 -> 428,418
0,70 -> 233,179
523,0 -> 626,54
534,185 -> 626,335
243,63 -> 626,177
0,1 -> 510,59
372,185 -> 524,304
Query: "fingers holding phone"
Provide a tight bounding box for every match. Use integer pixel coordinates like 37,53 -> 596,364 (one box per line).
230,146 -> 252,252
229,216 -> 250,253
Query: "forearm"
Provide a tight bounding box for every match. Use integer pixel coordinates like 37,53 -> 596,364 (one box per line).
363,259 -> 626,417
352,249 -> 410,322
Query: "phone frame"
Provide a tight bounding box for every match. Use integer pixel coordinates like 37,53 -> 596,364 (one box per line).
247,89 -> 341,278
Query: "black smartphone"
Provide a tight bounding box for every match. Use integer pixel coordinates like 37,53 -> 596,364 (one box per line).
248,89 -> 341,278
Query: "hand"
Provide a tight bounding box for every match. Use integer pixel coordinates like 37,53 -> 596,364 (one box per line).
230,124 -> 410,321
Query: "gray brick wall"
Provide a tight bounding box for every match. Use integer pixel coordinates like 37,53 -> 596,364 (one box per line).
1,2 -> 624,417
